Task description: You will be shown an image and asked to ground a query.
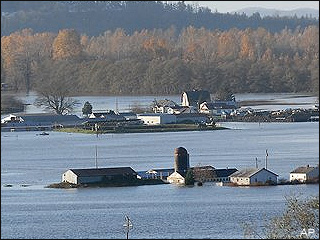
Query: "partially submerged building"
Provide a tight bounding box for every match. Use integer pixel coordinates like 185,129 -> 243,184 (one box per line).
229,168 -> 278,186
1,113 -> 82,131
192,165 -> 238,183
290,165 -> 319,183
136,168 -> 174,180
62,167 -> 138,185
167,147 -> 190,184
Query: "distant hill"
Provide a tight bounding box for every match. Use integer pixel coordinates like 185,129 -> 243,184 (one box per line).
232,7 -> 319,18
1,1 -> 319,36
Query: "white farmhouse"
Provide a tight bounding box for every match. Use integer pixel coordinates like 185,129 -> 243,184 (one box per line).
167,171 -> 186,184
290,165 -> 319,183
229,168 -> 278,186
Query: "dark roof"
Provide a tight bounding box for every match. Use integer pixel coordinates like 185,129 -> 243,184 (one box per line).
230,168 -> 278,178
147,168 -> 175,173
18,113 -> 80,123
175,113 -> 209,118
213,168 -> 238,178
70,167 -> 137,177
182,90 -> 211,106
191,165 -> 215,170
154,99 -> 179,107
89,112 -> 126,121
290,166 -> 318,174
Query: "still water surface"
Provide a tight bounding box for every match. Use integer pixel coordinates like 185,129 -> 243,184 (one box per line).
1,121 -> 319,239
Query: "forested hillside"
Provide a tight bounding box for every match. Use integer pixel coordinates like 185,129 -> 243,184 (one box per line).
1,1 -> 319,97
1,1 -> 318,36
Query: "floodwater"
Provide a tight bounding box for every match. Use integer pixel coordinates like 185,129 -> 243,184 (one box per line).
1,120 -> 319,239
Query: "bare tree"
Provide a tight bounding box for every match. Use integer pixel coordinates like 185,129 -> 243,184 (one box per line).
34,79 -> 80,115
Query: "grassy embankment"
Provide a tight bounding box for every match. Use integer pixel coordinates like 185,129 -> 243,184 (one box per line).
55,123 -> 227,134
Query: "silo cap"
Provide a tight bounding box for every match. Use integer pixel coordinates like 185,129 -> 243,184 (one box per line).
174,147 -> 188,154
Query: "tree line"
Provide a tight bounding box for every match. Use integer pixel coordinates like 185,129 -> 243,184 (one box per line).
1,24 -> 318,97
1,1 -> 318,36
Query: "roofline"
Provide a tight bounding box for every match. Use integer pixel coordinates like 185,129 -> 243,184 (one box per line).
250,168 -> 278,177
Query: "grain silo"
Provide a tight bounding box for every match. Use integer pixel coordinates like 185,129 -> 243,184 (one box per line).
174,147 -> 190,175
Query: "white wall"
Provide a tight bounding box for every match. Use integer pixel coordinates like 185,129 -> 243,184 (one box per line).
137,114 -> 176,125
230,176 -> 250,185
290,167 -> 319,182
290,173 -> 306,182
62,170 -> 78,184
167,171 -> 185,184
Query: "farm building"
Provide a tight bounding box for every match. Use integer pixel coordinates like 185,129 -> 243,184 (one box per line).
88,110 -> 126,121
199,101 -> 238,116
229,168 -> 278,186
62,167 -> 137,185
167,171 -> 186,184
167,147 -> 190,184
1,113 -> 81,127
175,113 -> 209,124
137,113 -> 176,125
137,168 -> 175,180
290,165 -> 319,183
181,89 -> 211,108
192,166 -> 238,183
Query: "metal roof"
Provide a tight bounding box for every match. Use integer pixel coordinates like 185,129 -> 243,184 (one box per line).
14,113 -> 81,123
69,167 -> 137,177
290,166 -> 318,174
183,90 -> 211,105
230,168 -> 278,178
213,168 -> 238,178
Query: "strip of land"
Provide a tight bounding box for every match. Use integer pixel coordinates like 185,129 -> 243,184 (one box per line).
56,124 -> 227,134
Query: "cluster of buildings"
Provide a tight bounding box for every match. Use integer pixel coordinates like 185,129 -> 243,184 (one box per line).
61,147 -> 319,187
1,89 -> 240,132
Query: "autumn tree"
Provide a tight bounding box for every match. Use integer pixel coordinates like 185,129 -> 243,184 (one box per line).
52,29 -> 83,60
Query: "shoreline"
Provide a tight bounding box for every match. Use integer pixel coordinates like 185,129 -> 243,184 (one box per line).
54,124 -> 227,134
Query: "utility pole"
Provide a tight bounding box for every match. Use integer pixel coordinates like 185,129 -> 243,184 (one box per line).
123,215 -> 133,239
265,149 -> 268,169
95,123 -> 99,137
95,145 -> 98,168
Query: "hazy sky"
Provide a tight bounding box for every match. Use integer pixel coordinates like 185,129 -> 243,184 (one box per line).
192,1 -> 319,13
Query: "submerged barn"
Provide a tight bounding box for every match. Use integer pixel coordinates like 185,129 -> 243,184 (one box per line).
62,167 -> 137,185
229,168 -> 278,186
